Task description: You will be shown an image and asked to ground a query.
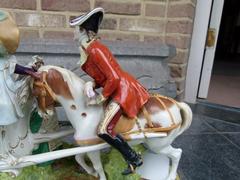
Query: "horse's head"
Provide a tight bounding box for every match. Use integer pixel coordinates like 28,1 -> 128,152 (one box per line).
32,68 -> 74,113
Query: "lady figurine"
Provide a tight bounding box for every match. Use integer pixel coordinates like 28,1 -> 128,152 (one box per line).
0,10 -> 39,125
70,7 -> 150,175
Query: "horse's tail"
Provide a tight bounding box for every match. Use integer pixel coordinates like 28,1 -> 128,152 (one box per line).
177,102 -> 193,136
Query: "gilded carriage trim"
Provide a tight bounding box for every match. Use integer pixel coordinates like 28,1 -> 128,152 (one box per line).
8,130 -> 28,149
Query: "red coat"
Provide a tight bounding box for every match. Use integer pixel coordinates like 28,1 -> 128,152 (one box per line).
82,40 -> 149,118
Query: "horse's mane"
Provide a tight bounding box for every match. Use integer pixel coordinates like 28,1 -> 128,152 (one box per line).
38,65 -> 85,95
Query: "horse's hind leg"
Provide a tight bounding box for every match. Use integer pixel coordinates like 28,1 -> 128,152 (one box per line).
87,151 -> 106,180
158,145 -> 182,180
75,153 -> 95,175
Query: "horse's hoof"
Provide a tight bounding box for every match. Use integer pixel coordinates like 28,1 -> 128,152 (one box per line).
89,171 -> 99,178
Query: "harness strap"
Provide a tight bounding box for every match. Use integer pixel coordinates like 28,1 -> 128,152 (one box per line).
156,94 -> 181,108
42,72 -> 57,101
156,96 -> 176,126
33,72 -> 57,112
142,106 -> 154,128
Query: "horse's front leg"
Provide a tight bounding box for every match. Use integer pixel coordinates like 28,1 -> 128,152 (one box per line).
87,151 -> 106,180
75,153 -> 95,175
159,145 -> 182,180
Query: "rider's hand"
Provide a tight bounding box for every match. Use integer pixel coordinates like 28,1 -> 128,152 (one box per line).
84,81 -> 96,98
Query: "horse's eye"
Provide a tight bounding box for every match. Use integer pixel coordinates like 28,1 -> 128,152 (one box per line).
79,27 -> 84,32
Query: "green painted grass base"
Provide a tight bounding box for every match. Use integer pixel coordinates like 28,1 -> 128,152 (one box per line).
0,144 -> 146,180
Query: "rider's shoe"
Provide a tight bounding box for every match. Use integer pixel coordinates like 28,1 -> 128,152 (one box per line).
122,153 -> 143,175
98,133 -> 143,175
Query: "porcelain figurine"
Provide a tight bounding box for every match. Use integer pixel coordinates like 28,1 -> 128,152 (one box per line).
70,7 -> 149,174
0,8 -> 192,180
29,7 -> 192,180
32,62 -> 192,180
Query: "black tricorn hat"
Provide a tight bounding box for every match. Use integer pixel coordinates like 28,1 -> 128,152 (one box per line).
69,7 -> 104,33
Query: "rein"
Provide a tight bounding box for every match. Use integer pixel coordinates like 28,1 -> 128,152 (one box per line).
33,71 -> 57,111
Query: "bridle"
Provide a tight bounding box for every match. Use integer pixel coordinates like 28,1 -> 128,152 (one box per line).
33,71 -> 57,112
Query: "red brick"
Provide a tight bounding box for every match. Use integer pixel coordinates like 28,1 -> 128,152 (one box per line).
0,0 -> 36,10
175,78 -> 185,91
19,29 -> 39,40
144,35 -> 164,43
168,4 -> 195,18
42,0 -> 90,12
145,4 -> 166,17
15,12 -> 66,27
100,18 -> 117,30
166,36 -> 191,49
176,90 -> 185,101
166,20 -> 193,34
169,64 -> 187,78
43,31 -> 74,40
95,0 -> 141,15
99,32 -> 140,41
120,19 -> 165,33
169,50 -> 189,64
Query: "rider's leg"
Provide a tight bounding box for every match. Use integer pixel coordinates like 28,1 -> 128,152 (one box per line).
97,101 -> 143,175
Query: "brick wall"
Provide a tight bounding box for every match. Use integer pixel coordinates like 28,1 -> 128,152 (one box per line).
0,0 -> 197,99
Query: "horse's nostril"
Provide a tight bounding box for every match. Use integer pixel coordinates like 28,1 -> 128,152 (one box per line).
81,112 -> 87,117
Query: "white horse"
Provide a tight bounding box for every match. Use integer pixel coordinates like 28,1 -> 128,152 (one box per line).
33,65 -> 192,180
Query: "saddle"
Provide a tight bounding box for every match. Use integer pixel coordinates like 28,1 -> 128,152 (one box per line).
113,94 -> 181,139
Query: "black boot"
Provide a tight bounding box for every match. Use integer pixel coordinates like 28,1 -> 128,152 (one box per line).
98,134 -> 143,175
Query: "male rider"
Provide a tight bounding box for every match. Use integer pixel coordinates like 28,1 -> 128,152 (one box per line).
70,7 -> 149,175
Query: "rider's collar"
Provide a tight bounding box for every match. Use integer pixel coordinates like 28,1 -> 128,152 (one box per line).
78,38 -> 95,66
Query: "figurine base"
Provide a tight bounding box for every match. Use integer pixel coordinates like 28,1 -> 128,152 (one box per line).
136,150 -> 170,180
